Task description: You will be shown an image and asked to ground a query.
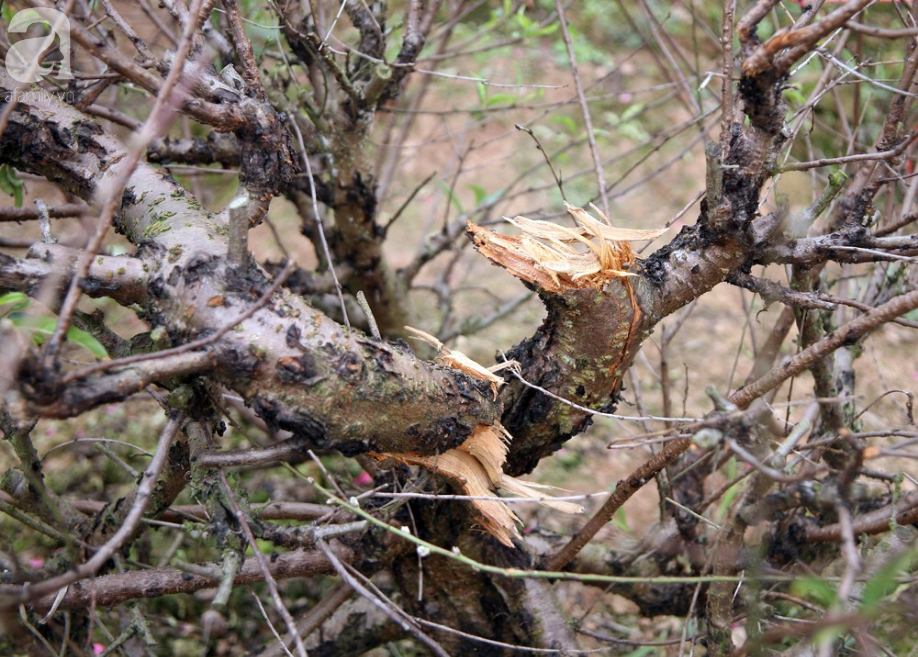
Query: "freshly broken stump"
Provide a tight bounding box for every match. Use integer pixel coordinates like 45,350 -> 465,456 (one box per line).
373,206 -> 667,545
371,423 -> 582,547
468,202 -> 668,294
404,325 -> 516,400
376,326 -> 581,547
468,203 -> 668,475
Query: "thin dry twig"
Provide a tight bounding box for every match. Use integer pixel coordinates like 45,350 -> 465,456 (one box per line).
720,0 -> 735,151
730,289 -> 918,409
514,123 -> 567,202
0,203 -> 86,223
543,437 -> 691,572
806,492 -> 918,542
27,544 -> 349,613
501,353 -> 701,423
287,112 -> 351,329
315,539 -> 450,657
217,471 -> 309,657
261,583 -> 354,657
99,0 -> 155,61
40,0 -> 210,374
555,0 -> 610,219
2,413 -> 183,606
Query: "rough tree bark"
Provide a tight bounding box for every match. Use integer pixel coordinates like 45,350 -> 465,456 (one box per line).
1,1 -> 918,655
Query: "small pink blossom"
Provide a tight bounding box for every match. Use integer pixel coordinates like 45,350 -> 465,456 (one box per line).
93,643 -> 105,655
354,471 -> 372,486
29,557 -> 44,569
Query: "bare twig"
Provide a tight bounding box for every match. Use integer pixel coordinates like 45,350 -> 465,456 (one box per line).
356,291 -> 381,340
39,0 -> 210,374
287,112 -> 351,329
261,583 -> 354,657
99,0 -> 154,61
217,471 -> 309,657
743,0 -> 872,76
806,492 -> 918,542
3,414 -> 183,606
222,0 -> 266,94
543,437 -> 692,572
778,135 -> 918,172
27,545 -> 350,613
730,289 -> 918,409
0,203 -> 86,223
720,0 -> 735,150
67,498 -> 335,524
514,123 -> 567,202
728,271 -> 837,311
501,354 -> 702,423
226,196 -> 250,268
555,0 -> 610,219
846,20 -> 918,39
382,171 -> 437,236
315,539 -> 450,657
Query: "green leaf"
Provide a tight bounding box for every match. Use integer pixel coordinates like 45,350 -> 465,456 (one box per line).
65,327 -> 109,359
621,102 -> 646,122
612,507 -> 632,535
717,481 -> 741,522
791,576 -> 837,608
549,115 -> 578,135
468,184 -> 488,207
476,80 -> 488,106
0,292 -> 30,317
725,455 -> 738,480
486,93 -> 516,107
860,549 -> 915,610
481,189 -> 504,207
619,122 -> 650,142
528,23 -> 559,38
15,316 -> 108,358
0,295 -> 30,322
812,624 -> 845,647
24,316 -> 59,344
0,165 -> 24,207
439,180 -> 464,214
466,184 -> 506,209
784,88 -> 806,107
513,7 -> 532,32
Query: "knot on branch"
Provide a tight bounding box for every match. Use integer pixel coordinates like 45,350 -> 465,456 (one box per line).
235,103 -> 299,202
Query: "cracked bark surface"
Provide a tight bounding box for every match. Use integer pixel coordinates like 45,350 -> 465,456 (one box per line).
1,72 -> 497,456
3,2 -> 918,653
0,46 -> 801,649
